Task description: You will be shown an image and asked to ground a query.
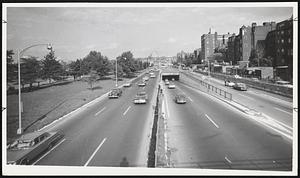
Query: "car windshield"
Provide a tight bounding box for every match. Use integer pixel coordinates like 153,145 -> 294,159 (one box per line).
8,139 -> 33,150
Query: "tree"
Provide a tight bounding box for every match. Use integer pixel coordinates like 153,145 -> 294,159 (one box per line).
7,50 -> 17,82
86,70 -> 98,90
20,56 -> 41,89
249,49 -> 259,67
69,59 -> 83,80
41,51 -> 63,83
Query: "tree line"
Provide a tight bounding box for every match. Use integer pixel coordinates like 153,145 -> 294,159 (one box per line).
7,49 -> 149,90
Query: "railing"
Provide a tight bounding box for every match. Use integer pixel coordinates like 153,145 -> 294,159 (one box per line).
182,72 -> 232,101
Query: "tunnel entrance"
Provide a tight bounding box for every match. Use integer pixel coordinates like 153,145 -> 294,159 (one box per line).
161,72 -> 180,81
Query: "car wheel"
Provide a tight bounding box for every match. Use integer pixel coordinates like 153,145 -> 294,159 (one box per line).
21,158 -> 30,165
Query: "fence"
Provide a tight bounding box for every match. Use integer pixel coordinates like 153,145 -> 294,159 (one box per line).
194,70 -> 293,98
182,72 -> 232,101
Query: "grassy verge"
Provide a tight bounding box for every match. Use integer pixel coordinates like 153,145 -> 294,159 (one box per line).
6,77 -> 134,143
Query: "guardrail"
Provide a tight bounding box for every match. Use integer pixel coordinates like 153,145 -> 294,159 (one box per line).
194,70 -> 293,98
182,72 -> 232,101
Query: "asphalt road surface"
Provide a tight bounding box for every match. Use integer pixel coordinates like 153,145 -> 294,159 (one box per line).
34,71 -> 160,167
161,79 -> 292,170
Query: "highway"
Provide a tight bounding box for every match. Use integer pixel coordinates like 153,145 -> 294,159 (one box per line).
182,71 -> 294,130
33,71 -> 160,167
161,77 -> 292,170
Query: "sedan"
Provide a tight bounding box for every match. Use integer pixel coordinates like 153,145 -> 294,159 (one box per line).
225,80 -> 235,87
7,131 -> 64,165
168,83 -> 176,89
133,91 -> 148,104
138,82 -> 146,87
233,83 -> 248,91
108,88 -> 122,98
123,83 -> 132,87
175,94 -> 187,104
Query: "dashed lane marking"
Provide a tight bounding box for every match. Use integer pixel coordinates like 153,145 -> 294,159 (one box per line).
32,138 -> 66,165
84,138 -> 107,166
225,156 -> 232,164
123,106 -> 131,116
95,107 -> 106,116
205,114 -> 219,128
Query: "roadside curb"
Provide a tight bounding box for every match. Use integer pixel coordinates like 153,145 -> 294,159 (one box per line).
38,70 -> 148,132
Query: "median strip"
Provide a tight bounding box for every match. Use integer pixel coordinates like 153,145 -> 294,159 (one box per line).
274,107 -> 292,116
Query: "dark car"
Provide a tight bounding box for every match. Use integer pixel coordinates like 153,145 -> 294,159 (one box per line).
7,131 -> 64,165
108,88 -> 122,98
175,94 -> 187,104
233,83 -> 248,91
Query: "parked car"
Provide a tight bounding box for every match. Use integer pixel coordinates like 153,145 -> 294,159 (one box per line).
276,81 -> 293,88
168,83 -> 176,89
233,83 -> 248,91
123,83 -> 132,87
108,88 -> 122,98
225,80 -> 235,87
133,91 -> 148,104
7,131 -> 64,165
174,94 -> 187,104
138,81 -> 146,87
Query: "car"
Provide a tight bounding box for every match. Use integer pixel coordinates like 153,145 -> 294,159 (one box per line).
164,79 -> 169,82
224,80 -> 235,87
138,81 -> 146,87
168,83 -> 175,89
234,75 -> 242,79
172,78 -> 175,81
7,131 -> 64,165
174,94 -> 187,104
233,83 -> 248,91
251,77 -> 259,81
143,76 -> 149,81
275,81 -> 293,88
108,88 -> 122,98
133,91 -> 148,104
123,83 -> 132,87
165,81 -> 170,85
150,73 -> 155,78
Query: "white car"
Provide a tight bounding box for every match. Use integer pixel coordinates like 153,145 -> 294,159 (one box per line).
123,83 -> 132,87
168,83 -> 175,89
143,77 -> 149,81
225,80 -> 235,87
165,81 -> 170,85
234,75 -> 242,79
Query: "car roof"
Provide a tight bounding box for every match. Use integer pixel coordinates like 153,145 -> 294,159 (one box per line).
19,131 -> 49,141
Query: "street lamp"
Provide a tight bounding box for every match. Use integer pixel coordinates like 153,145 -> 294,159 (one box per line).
17,43 -> 53,135
115,57 -> 126,87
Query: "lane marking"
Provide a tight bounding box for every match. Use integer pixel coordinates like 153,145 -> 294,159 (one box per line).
95,107 -> 106,116
205,114 -> 219,128
274,107 -> 293,116
188,97 -> 193,102
84,138 -> 107,167
32,138 -> 66,165
225,156 -> 232,164
238,94 -> 255,101
123,106 -> 131,116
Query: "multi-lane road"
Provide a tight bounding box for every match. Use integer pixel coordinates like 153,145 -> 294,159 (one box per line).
161,75 -> 292,170
33,71 -> 160,167
6,67 -> 294,171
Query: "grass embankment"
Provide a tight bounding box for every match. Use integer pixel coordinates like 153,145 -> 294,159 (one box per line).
6,76 -> 136,143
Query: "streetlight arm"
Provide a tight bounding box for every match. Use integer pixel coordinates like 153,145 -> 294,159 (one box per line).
19,43 -> 52,56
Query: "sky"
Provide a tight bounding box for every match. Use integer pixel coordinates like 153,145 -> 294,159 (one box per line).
5,4 -> 294,62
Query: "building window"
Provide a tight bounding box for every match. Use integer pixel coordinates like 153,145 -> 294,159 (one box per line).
281,30 -> 284,35
281,39 -> 284,43
277,40 -> 280,44
288,38 -> 291,43
281,48 -> 284,53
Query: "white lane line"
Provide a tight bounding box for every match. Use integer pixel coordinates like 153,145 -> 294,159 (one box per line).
123,106 -> 131,116
188,97 -> 193,102
274,107 -> 293,116
225,156 -> 232,164
205,114 -> 219,128
95,107 -> 106,116
238,94 -> 255,101
32,138 -> 66,165
84,138 -> 107,167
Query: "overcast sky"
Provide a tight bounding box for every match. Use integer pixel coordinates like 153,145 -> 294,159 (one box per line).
5,4 -> 293,62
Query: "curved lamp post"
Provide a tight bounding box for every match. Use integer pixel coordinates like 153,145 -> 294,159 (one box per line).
17,43 -> 53,135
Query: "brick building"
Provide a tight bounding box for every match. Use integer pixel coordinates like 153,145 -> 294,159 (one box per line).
201,28 -> 217,62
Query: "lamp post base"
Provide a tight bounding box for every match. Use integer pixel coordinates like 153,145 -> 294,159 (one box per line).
17,128 -> 22,135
